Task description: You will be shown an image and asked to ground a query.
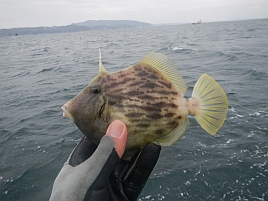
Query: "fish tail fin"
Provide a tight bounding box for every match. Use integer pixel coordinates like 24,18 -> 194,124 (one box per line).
191,74 -> 228,135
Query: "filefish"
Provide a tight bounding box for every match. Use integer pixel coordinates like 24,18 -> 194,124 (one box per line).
62,51 -> 228,159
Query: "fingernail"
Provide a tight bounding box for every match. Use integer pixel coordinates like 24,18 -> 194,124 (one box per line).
107,120 -> 124,138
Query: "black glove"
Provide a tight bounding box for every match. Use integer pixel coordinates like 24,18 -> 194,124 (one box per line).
50,123 -> 161,201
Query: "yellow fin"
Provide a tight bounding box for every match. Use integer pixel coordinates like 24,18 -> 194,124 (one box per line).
90,50 -> 109,84
192,74 -> 228,135
140,52 -> 188,96
99,49 -> 109,75
102,97 -> 109,122
153,118 -> 190,146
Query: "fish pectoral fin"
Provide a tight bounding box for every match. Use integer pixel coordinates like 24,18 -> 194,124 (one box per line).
140,52 -> 188,96
192,74 -> 228,135
153,118 -> 190,146
100,98 -> 109,122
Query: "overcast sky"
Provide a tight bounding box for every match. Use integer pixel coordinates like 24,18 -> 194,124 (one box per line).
1,0 -> 268,29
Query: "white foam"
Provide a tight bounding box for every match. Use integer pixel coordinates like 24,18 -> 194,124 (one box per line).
172,47 -> 183,50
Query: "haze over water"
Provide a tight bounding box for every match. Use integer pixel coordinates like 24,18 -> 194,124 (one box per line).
0,18 -> 267,200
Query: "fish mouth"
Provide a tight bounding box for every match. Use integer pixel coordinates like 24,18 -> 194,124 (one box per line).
61,105 -> 74,122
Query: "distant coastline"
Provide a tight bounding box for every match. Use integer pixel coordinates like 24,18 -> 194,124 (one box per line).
1,18 -> 267,37
0,20 -> 151,37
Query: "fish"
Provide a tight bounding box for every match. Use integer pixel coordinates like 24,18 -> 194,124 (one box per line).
62,51 -> 228,160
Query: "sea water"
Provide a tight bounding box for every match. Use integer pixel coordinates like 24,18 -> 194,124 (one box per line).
0,18 -> 267,200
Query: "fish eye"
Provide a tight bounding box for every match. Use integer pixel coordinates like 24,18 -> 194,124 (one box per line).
91,85 -> 102,94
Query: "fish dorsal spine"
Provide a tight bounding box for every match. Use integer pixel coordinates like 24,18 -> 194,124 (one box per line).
140,52 -> 188,96
98,49 -> 109,75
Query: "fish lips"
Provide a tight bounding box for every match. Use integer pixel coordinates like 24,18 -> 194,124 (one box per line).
61,105 -> 75,122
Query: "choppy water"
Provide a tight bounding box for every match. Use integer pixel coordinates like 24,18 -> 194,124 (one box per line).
0,18 -> 268,201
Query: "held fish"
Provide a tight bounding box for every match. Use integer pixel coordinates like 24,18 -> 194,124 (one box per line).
62,51 -> 228,159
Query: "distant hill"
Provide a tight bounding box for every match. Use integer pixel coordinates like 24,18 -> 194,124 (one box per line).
0,20 -> 151,37
73,20 -> 151,29
0,25 -> 90,37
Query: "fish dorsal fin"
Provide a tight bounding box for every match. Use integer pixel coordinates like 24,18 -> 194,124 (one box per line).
99,49 -> 109,75
153,118 -> 190,146
140,52 -> 188,96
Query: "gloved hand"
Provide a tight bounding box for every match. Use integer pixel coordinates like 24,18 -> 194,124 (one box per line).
49,120 -> 161,201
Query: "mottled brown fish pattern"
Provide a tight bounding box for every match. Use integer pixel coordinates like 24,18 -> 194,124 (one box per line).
89,62 -> 183,151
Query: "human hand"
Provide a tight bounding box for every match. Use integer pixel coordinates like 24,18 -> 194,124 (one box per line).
49,120 -> 161,201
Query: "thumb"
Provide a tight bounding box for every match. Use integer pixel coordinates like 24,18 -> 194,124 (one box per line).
75,121 -> 127,200
106,120 -> 127,158
81,120 -> 128,170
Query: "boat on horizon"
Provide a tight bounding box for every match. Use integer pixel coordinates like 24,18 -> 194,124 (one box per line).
192,20 -> 202,25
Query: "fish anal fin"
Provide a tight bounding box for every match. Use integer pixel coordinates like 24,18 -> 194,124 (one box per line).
140,52 -> 188,96
153,118 -> 190,146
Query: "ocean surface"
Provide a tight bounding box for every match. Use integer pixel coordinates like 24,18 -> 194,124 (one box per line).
0,18 -> 267,201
